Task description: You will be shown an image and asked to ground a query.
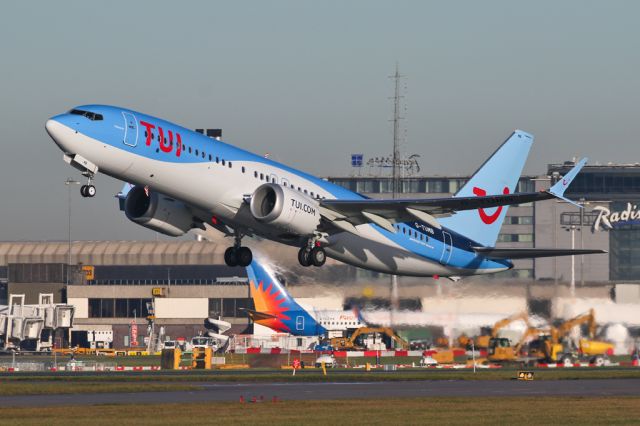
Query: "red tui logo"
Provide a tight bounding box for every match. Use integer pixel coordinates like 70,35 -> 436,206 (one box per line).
473,186 -> 510,224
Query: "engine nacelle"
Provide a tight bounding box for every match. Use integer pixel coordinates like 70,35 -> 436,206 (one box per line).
250,183 -> 321,236
124,186 -> 196,237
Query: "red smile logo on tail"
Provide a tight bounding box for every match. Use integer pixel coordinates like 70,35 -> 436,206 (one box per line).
473,186 -> 510,224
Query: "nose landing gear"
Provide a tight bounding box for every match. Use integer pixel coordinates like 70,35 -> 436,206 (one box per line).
80,184 -> 96,198
80,172 -> 96,198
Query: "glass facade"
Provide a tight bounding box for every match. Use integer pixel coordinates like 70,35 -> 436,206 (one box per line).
328,177 -> 534,195
209,297 -> 254,318
608,202 -> 640,280
88,298 -> 152,318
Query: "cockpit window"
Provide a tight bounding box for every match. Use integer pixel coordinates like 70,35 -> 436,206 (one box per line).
69,109 -> 103,121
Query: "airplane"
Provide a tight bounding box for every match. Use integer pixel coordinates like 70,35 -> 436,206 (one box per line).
244,257 -> 363,336
46,105 -> 605,278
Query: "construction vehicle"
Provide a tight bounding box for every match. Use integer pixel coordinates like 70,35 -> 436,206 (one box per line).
328,327 -> 409,351
486,326 -> 542,363
528,309 -> 614,365
475,312 -> 530,349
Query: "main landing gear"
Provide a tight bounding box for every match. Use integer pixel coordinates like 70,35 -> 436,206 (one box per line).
298,244 -> 326,267
224,233 -> 253,267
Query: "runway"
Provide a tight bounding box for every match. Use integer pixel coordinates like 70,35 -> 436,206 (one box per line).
2,379 -> 640,407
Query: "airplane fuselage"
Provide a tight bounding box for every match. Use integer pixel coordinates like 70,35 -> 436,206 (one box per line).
46,105 -> 512,277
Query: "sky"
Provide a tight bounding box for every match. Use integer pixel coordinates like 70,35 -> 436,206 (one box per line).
1,0 -> 639,241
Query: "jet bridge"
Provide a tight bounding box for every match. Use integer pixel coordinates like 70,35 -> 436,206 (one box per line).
0,293 -> 74,351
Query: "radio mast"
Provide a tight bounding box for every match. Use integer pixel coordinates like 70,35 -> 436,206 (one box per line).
389,64 -> 404,324
391,63 -> 404,199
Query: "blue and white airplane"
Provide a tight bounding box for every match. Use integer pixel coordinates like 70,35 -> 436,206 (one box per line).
245,258 -> 362,336
46,105 -> 605,278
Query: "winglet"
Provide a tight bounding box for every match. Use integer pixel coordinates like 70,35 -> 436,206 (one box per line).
547,158 -> 587,208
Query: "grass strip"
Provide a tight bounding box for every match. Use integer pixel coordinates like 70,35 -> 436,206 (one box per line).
0,382 -> 200,396
0,397 -> 638,425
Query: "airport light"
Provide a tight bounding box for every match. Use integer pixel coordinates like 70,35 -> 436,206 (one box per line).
65,178 -> 80,285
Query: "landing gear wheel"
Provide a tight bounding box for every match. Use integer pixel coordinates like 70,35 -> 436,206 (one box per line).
236,247 -> 253,267
224,247 -> 238,267
80,185 -> 88,197
86,185 -> 96,197
298,247 -> 311,267
310,247 -> 326,267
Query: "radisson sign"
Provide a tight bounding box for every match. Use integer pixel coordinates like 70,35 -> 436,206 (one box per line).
592,203 -> 640,231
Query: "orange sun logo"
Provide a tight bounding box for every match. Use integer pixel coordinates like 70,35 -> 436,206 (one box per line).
250,279 -> 291,332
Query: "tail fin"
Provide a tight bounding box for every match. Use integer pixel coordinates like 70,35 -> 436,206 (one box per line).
439,130 -> 534,246
246,259 -> 308,333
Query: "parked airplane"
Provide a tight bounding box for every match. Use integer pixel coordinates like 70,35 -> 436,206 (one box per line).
46,105 -> 605,277
244,257 -> 362,336
244,257 -> 532,339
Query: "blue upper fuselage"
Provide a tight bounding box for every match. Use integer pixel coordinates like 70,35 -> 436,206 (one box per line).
47,105 -> 513,273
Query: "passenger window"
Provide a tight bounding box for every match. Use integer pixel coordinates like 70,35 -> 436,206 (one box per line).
195,149 -> 199,156
260,173 -> 264,180
222,159 -> 226,166
202,152 -> 206,159
188,147 -> 192,154
242,166 -> 245,173
216,157 -> 219,163
209,155 -> 212,161
254,171 -> 258,178
228,162 -> 232,168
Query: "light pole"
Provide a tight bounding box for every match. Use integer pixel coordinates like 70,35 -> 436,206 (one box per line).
65,178 -> 80,284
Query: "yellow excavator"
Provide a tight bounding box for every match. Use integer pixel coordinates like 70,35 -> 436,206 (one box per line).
486,326 -> 543,363
329,327 -> 409,351
474,311 -> 531,349
528,309 -> 614,365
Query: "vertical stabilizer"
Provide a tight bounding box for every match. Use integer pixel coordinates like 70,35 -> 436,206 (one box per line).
439,130 -> 534,246
246,258 -> 318,334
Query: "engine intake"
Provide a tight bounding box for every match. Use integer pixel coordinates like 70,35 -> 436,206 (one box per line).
250,183 -> 320,236
124,186 -> 196,237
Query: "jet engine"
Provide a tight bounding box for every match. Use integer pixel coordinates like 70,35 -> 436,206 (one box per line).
250,183 -> 321,236
124,186 -> 197,237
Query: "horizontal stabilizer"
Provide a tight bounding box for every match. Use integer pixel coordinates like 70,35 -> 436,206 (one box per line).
473,247 -> 607,259
238,307 -> 278,321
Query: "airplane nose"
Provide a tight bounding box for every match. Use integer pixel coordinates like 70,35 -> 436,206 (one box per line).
45,119 -> 57,138
45,118 -> 71,153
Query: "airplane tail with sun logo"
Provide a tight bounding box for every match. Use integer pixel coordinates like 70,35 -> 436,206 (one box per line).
245,258 -> 319,335
439,130 -> 534,247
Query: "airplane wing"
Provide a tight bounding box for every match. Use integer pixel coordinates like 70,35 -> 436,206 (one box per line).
471,247 -> 607,259
319,158 -> 588,233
